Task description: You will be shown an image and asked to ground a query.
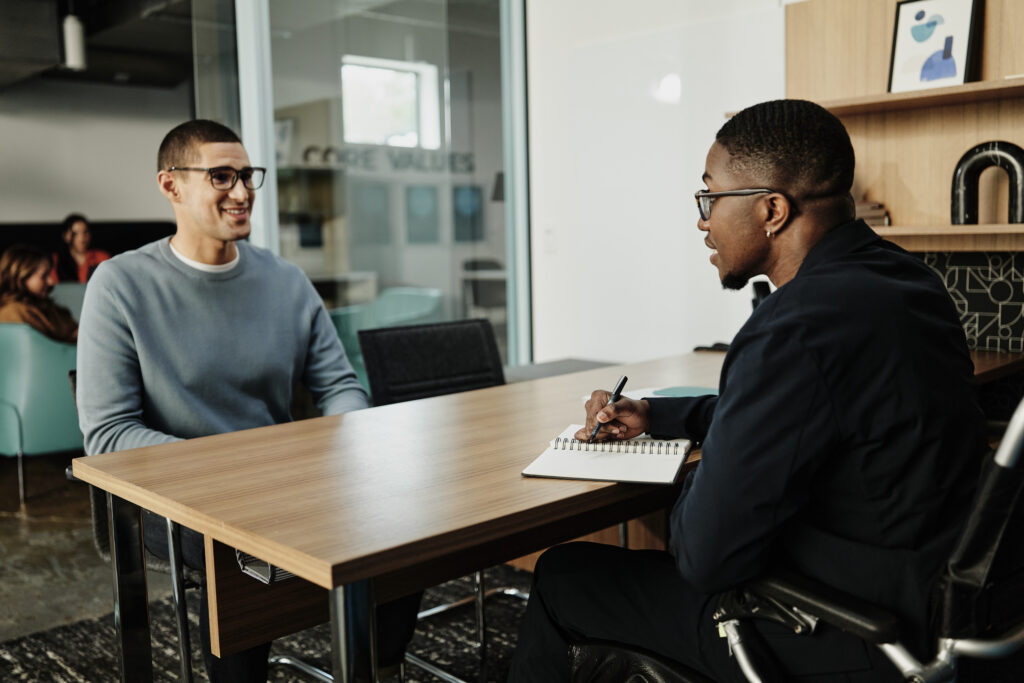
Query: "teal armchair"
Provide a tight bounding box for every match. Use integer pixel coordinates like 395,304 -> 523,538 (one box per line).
328,304 -> 369,392
50,282 -> 87,321
370,286 -> 443,328
0,323 -> 82,506
328,287 -> 444,394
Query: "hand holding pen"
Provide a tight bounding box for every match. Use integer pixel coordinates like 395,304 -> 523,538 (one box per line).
589,375 -> 628,442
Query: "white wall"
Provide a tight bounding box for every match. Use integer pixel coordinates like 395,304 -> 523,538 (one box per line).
527,0 -> 786,364
0,79 -> 190,222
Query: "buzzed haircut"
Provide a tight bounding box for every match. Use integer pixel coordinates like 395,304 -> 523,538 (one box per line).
716,99 -> 855,201
157,119 -> 242,172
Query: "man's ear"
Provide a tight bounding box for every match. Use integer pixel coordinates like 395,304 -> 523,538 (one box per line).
157,170 -> 180,202
763,193 -> 792,233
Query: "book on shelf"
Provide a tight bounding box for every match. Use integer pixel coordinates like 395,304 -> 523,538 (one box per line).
856,200 -> 890,227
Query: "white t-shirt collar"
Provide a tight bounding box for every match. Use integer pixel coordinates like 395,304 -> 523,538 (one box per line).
168,240 -> 241,273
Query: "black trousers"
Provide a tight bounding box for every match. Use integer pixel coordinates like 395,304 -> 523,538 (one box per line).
507,542 -> 902,683
143,511 -> 421,682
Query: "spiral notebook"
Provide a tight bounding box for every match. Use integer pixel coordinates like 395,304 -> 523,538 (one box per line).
522,424 -> 692,484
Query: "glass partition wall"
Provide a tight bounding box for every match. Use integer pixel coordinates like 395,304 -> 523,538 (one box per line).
196,0 -> 516,388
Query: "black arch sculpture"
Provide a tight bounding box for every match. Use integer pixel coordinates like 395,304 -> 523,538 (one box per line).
951,140 -> 1024,224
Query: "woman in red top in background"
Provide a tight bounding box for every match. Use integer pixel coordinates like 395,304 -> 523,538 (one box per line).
51,213 -> 110,283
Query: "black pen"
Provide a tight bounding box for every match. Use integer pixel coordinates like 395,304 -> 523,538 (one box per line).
589,375 -> 628,442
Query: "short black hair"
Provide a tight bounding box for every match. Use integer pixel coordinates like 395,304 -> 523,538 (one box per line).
716,99 -> 854,201
157,119 -> 242,172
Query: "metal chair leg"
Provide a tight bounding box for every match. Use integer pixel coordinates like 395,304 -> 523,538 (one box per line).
369,579 -> 379,683
17,450 -> 26,510
417,587 -> 528,621
473,571 -> 486,649
405,652 -> 471,683
269,654 -> 333,682
166,518 -> 193,683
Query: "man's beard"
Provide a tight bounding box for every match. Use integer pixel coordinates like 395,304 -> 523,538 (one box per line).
721,273 -> 749,290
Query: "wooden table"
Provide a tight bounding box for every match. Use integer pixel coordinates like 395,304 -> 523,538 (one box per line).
969,350 -> 1024,385
72,352 -> 724,682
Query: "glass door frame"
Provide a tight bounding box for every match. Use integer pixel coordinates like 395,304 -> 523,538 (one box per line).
230,0 -> 531,365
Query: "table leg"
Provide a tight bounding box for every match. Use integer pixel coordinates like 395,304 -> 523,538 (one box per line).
107,493 -> 153,682
330,585 -> 350,683
331,581 -> 383,682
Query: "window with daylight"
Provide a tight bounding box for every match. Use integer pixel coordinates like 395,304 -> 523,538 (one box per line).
341,55 -> 441,149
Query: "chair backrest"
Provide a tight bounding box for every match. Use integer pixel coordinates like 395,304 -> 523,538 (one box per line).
934,396 -> 1024,640
327,304 -> 369,391
66,368 -> 109,559
358,318 -> 504,406
328,304 -> 366,353
0,323 -> 81,455
50,283 -> 87,320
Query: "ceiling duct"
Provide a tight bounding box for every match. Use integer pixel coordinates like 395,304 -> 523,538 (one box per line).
47,0 -> 194,88
0,1 -> 62,90
0,0 -> 194,90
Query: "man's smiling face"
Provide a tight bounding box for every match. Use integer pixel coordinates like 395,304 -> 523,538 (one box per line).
174,142 -> 255,249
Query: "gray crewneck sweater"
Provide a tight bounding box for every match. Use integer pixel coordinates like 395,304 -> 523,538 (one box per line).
77,237 -> 368,455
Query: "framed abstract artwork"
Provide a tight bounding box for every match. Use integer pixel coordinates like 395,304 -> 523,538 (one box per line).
453,185 -> 484,242
888,0 -> 981,93
349,180 -> 392,245
405,185 -> 440,244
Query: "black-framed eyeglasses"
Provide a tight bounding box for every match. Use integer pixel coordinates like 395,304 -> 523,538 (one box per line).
168,166 -> 267,191
694,188 -> 775,221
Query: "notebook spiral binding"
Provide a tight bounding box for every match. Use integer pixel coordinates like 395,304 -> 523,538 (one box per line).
553,438 -> 681,455
235,550 -> 297,584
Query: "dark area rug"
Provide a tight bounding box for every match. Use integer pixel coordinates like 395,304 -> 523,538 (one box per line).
0,565 -> 532,682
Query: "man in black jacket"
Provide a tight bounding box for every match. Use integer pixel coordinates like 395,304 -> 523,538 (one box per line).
508,99 -> 988,682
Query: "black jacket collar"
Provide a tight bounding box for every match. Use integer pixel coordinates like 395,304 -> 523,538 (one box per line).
797,219 -> 883,277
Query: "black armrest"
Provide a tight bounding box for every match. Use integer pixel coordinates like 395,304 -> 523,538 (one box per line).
748,571 -> 903,644
65,463 -> 81,483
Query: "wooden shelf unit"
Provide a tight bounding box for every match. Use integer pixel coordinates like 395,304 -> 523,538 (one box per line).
818,77 -> 1024,117
786,0 -> 1024,251
873,224 -> 1024,252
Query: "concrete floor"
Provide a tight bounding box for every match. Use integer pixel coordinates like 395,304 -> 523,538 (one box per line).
0,453 -> 172,642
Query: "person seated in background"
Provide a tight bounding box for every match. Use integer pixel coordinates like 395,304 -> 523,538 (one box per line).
508,100 -> 988,682
51,213 -> 110,283
0,244 -> 78,342
77,119 -> 418,682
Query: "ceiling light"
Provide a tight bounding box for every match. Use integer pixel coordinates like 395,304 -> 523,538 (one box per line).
63,12 -> 86,71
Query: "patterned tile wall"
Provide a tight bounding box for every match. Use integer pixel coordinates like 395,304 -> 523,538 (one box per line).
921,252 -> 1024,353
920,251 -> 1024,420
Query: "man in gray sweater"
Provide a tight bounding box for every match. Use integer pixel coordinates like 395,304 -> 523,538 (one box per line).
76,120 -> 414,681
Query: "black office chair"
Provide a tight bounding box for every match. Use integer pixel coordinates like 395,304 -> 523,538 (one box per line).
66,370 -> 201,682
358,319 -> 529,681
569,395 -> 1024,683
